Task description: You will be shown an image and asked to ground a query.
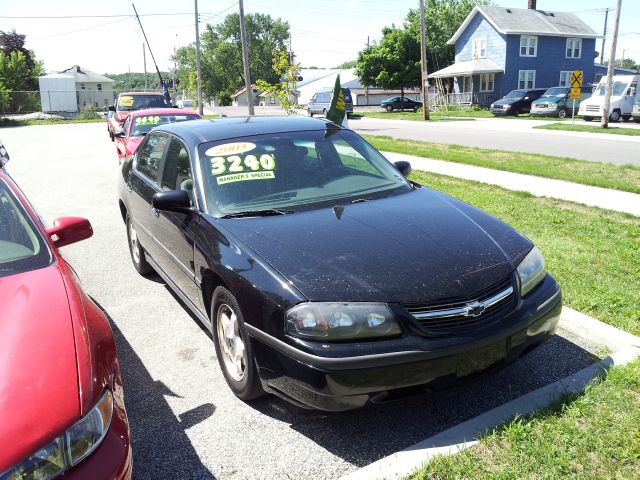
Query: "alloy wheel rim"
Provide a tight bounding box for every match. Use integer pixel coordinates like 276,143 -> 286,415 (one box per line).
128,220 -> 140,264
216,303 -> 246,382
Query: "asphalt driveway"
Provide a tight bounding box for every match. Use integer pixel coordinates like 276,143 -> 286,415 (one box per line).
2,123 -> 599,479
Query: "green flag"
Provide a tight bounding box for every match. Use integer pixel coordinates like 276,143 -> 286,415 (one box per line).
326,74 -> 346,125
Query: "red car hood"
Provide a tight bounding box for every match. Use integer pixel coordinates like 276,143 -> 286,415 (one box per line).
126,136 -> 143,156
0,264 -> 79,470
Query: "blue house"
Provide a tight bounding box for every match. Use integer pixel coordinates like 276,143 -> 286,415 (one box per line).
429,2 -> 601,106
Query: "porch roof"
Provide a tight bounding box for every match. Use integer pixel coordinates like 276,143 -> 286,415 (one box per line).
428,59 -> 503,79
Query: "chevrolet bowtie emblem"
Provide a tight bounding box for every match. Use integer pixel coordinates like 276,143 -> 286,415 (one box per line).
463,301 -> 486,317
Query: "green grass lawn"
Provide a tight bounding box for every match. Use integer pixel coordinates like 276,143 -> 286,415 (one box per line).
0,117 -> 106,127
411,357 -> 640,480
410,171 -> 640,336
366,135 -> 640,194
535,122 -> 640,136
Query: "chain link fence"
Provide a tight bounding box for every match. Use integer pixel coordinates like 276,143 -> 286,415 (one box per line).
0,91 -> 42,115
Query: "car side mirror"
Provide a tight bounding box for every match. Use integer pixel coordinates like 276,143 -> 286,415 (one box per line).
108,106 -> 116,112
152,190 -> 192,213
114,131 -> 126,138
394,160 -> 412,177
46,217 -> 93,248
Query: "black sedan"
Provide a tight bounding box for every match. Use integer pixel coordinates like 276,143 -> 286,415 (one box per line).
117,116 -> 561,411
380,96 -> 423,112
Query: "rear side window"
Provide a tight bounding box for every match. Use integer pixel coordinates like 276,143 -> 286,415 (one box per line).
136,133 -> 169,182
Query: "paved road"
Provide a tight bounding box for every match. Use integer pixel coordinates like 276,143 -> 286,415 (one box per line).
2,123 -> 598,479
349,117 -> 640,166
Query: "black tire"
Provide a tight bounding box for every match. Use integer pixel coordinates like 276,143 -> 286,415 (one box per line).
385,105 -> 393,112
413,106 -> 419,113
109,130 -> 115,142
307,109 -> 313,117
211,287 -> 264,401
609,110 -> 621,123
634,118 -> 640,123
557,108 -> 569,119
622,115 -> 631,123
126,213 -> 152,275
583,116 -> 593,122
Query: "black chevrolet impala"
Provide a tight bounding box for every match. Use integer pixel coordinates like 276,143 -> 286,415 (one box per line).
117,116 -> 562,411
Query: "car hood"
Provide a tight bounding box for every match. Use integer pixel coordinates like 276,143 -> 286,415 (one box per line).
221,188 -> 532,303
534,97 -> 563,105
0,264 -> 79,471
493,98 -> 518,106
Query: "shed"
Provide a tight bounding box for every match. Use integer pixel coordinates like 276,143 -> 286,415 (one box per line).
38,74 -> 77,112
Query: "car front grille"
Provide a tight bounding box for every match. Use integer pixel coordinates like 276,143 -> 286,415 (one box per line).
586,105 -> 600,112
402,276 -> 515,335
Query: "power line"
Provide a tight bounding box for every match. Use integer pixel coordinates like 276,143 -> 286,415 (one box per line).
0,11 -> 224,19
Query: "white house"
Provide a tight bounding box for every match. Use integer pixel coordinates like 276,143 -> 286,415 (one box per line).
39,65 -> 114,112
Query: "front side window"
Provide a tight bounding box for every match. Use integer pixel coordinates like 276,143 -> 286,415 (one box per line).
518,70 -> 536,89
472,38 -> 487,59
480,73 -> 494,92
566,38 -> 582,58
161,138 -> 192,194
136,133 -> 169,182
520,36 -> 537,57
197,129 -> 411,216
594,81 -> 628,97
559,71 -> 572,87
0,180 -> 51,277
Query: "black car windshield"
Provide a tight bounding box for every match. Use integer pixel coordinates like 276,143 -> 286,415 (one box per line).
505,90 -> 526,99
542,87 -> 569,98
0,179 -> 52,277
130,113 -> 200,137
197,129 -> 411,216
119,94 -> 171,111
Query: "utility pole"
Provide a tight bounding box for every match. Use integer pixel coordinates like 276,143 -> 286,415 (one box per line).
239,0 -> 254,116
142,43 -> 148,91
365,36 -> 370,105
195,0 -> 203,115
600,8 -> 609,64
601,0 -> 622,129
419,0 -> 430,120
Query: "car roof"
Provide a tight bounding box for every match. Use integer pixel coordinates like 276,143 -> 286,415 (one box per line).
152,115 -> 336,145
128,108 -> 199,117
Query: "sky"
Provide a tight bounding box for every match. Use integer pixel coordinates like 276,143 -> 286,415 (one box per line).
0,0 -> 638,75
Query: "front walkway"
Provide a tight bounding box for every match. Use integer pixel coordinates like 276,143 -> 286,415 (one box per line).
383,151 -> 640,217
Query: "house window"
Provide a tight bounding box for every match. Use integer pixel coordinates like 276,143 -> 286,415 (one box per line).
559,71 -> 572,87
97,83 -> 102,91
520,36 -> 537,57
80,83 -> 85,90
519,70 -> 536,89
480,73 -> 494,92
566,38 -> 582,58
472,38 -> 486,59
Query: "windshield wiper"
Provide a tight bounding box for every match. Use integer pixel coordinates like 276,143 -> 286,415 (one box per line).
219,208 -> 293,219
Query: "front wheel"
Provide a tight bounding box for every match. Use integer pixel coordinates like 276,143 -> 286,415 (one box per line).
385,105 -> 393,112
307,109 -> 313,117
212,287 -> 264,401
557,108 -> 569,119
583,116 -> 593,122
622,115 -> 631,123
609,110 -> 621,122
126,213 -> 152,275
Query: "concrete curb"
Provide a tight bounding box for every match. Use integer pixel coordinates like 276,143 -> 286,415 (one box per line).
340,309 -> 640,480
381,151 -> 640,217
341,347 -> 640,480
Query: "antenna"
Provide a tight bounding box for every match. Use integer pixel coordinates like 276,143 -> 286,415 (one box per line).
132,3 -> 171,103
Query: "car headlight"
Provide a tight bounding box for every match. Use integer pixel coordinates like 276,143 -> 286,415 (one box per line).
503,105 -> 511,110
286,303 -> 402,340
490,103 -> 494,109
1,390 -> 113,480
517,246 -> 546,296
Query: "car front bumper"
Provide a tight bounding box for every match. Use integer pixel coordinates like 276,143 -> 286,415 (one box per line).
249,274 -> 562,411
490,107 -> 511,116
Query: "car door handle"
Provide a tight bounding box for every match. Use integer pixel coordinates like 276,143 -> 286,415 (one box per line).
151,207 -> 159,217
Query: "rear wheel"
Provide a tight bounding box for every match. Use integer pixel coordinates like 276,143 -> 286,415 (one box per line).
307,109 -> 313,117
322,108 -> 327,116
557,108 -> 569,119
126,213 -> 152,275
385,105 -> 393,112
212,287 -> 264,401
622,115 -> 631,123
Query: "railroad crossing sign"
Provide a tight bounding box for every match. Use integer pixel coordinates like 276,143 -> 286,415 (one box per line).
569,70 -> 583,100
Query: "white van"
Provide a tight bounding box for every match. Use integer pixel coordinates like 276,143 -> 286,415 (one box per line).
578,75 -> 640,122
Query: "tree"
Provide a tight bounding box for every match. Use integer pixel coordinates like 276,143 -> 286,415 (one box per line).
175,12 -> 290,105
0,30 -> 43,90
605,58 -> 639,73
255,50 -> 300,115
356,25 -> 421,104
356,0 -> 485,101
335,60 -> 357,69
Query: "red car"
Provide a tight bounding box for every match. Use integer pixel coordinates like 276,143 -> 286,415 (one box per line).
0,167 -> 132,479
114,108 -> 201,162
107,91 -> 171,141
